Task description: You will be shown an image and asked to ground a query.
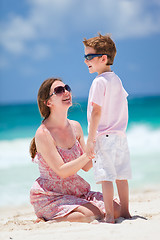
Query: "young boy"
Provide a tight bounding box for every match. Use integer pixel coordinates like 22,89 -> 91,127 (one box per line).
83,33 -> 132,223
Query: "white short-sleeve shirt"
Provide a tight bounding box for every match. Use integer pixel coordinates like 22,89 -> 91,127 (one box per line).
87,72 -> 129,137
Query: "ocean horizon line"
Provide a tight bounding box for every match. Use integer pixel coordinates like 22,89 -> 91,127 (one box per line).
0,94 -> 160,107
0,94 -> 160,140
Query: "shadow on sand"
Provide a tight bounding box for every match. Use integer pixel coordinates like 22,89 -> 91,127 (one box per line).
115,215 -> 147,224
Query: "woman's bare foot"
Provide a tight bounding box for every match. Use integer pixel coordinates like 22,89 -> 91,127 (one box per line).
34,217 -> 46,223
91,219 -> 100,224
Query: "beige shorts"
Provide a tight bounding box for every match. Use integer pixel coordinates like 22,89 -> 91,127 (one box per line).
93,134 -> 132,183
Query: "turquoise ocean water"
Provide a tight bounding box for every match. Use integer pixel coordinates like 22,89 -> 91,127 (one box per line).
0,96 -> 160,206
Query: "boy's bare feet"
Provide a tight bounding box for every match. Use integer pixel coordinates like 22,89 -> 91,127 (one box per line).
105,213 -> 115,223
121,211 -> 132,219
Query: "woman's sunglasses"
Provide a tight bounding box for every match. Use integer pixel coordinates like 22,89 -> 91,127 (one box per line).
84,53 -> 109,61
48,84 -> 71,98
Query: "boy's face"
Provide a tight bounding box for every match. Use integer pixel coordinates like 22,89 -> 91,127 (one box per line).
84,47 -> 100,74
84,46 -> 108,75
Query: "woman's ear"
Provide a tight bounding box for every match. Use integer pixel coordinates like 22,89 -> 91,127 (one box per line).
46,99 -> 52,107
44,100 -> 51,107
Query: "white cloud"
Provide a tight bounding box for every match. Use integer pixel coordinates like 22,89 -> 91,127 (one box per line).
0,15 -> 36,54
112,0 -> 160,38
72,0 -> 160,39
0,0 -> 160,57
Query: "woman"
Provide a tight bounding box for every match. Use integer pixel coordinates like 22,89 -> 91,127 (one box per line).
30,77 -> 121,223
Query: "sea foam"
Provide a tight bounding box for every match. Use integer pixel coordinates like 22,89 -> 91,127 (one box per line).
0,124 -> 160,170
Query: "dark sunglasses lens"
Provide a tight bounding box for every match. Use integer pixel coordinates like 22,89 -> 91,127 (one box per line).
65,85 -> 71,92
85,55 -> 93,60
54,86 -> 65,94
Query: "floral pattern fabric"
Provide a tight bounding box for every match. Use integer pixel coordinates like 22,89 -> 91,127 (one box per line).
30,140 -> 105,220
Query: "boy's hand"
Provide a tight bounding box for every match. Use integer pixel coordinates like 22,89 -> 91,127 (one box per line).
86,140 -> 95,159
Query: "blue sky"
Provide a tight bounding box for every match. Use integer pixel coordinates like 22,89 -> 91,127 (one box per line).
0,0 -> 160,104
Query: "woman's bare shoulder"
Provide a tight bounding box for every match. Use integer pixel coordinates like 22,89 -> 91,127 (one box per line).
35,124 -> 52,143
69,120 -> 83,140
35,124 -> 56,154
69,120 -> 81,130
35,124 -> 47,136
70,119 -> 82,132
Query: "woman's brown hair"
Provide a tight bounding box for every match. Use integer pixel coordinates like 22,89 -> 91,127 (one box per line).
29,77 -> 63,159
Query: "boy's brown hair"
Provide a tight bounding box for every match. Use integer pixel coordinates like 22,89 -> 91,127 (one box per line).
83,33 -> 117,65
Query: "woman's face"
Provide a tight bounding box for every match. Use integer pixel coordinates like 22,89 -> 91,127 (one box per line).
47,80 -> 72,108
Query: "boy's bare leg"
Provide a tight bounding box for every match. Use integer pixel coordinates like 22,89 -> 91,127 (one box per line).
116,179 -> 131,219
102,181 -> 115,223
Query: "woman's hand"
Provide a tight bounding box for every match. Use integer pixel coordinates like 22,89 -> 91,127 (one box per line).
86,140 -> 95,159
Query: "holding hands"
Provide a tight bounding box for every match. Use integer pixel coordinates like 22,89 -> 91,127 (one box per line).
86,139 -> 96,160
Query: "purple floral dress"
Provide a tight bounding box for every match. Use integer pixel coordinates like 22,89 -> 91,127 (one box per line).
30,140 -> 105,220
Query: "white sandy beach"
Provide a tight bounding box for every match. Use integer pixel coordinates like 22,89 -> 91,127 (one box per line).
0,188 -> 160,240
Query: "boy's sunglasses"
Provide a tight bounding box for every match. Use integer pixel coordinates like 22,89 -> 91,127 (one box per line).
84,53 -> 109,61
48,84 -> 71,98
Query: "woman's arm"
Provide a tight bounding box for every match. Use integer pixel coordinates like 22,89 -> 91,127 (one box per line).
35,126 -> 91,178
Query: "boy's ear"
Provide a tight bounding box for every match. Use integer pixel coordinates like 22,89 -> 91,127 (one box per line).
101,55 -> 108,64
